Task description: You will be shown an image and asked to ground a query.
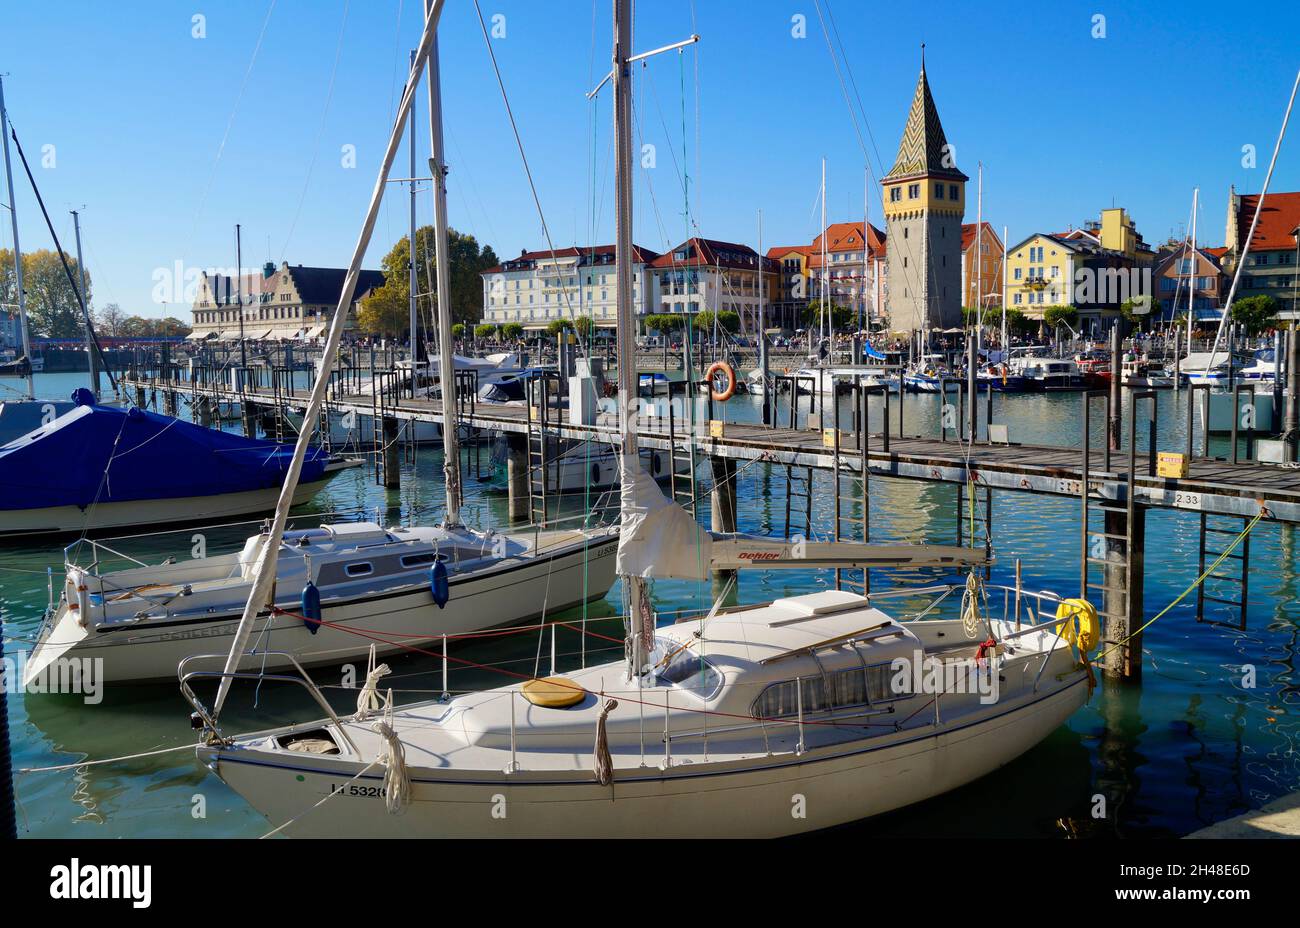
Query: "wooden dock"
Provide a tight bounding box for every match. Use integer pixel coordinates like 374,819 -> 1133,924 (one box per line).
125,377 -> 1300,524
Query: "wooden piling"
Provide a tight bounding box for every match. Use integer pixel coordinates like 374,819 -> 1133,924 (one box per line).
381,415 -> 401,489
506,435 -> 529,522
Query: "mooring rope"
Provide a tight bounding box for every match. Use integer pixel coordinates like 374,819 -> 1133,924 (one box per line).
1095,509 -> 1266,663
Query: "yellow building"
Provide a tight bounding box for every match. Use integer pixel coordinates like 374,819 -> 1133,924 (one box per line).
1006,207 -> 1155,328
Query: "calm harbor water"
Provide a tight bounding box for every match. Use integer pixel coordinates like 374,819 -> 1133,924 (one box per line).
2,370 -> 1297,838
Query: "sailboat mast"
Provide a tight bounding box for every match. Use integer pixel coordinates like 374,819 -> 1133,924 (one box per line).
71,210 -> 99,396
409,49 -> 419,377
975,163 -> 982,347
0,76 -> 34,400
758,208 -> 769,423
212,0 -> 447,716
424,16 -> 461,527
1001,224 -> 1008,353
820,157 -> 827,355
1187,186 -> 1197,350
236,223 -> 246,370
862,166 -> 868,340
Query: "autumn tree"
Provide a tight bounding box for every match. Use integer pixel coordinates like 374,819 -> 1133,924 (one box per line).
97,302 -> 126,337
0,248 -> 90,338
358,226 -> 499,338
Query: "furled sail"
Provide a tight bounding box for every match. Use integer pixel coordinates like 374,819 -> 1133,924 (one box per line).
616,466 -> 712,581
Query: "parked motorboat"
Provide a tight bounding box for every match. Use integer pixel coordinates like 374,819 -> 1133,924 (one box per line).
1008,355 -> 1088,391
793,366 -> 896,396
1240,348 -> 1280,385
482,435 -> 688,495
975,362 -> 1033,393
1179,351 -> 1235,387
1120,354 -> 1174,389
0,398 -> 355,538
902,355 -> 957,393
26,517 -> 617,685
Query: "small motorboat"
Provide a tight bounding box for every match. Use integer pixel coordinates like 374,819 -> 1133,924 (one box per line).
976,362 -> 1033,393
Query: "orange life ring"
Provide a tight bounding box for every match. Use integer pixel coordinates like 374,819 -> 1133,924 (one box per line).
705,361 -> 736,401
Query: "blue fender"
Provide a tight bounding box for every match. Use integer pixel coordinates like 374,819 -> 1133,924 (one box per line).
301,581 -> 322,634
430,560 -> 450,609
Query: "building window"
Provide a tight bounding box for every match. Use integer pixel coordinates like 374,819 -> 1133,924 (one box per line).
889,187 -> 901,202
935,184 -> 944,199
908,184 -> 920,199
949,185 -> 958,199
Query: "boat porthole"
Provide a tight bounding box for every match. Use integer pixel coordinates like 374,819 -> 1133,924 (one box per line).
652,453 -> 662,475
592,462 -> 601,485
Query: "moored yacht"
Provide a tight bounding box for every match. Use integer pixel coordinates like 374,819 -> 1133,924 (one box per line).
191,577 -> 1093,837
27,517 -> 617,685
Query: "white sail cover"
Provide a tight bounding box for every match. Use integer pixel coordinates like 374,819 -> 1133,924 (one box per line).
616,463 -> 712,581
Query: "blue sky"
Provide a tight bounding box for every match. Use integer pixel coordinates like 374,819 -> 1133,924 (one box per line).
2,0 -> 1298,317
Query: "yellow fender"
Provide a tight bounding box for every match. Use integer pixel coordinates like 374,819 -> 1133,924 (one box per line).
1054,598 -> 1100,655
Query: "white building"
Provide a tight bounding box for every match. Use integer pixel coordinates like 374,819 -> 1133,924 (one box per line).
649,238 -> 778,335
480,244 -> 660,330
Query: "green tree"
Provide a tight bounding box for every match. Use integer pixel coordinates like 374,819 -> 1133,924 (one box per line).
0,248 -> 90,338
356,284 -> 409,337
451,322 -> 466,339
546,318 -> 574,336
1041,305 -> 1078,330
803,299 -> 854,331
474,322 -> 498,339
693,309 -> 740,334
501,322 -> 524,340
1230,295 -> 1279,336
574,315 -> 594,338
1120,295 -> 1159,331
644,313 -> 684,333
366,226 -> 499,336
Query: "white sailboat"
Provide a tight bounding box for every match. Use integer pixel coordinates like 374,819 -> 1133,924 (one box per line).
192,1 -> 1093,838
26,14 -> 616,687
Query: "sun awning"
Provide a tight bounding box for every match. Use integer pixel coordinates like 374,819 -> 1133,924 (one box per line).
218,330 -> 241,341
253,329 -> 274,340
185,330 -> 209,340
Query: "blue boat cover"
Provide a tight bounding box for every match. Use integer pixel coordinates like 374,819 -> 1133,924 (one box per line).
0,403 -> 330,511
862,343 -> 887,361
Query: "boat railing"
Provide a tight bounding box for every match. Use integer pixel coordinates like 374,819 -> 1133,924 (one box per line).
179,651 -> 361,753
861,581 -> 1068,630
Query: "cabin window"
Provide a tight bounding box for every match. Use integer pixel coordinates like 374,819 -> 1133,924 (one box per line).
654,640 -> 722,699
344,562 -> 374,578
751,663 -> 905,719
400,552 -> 438,569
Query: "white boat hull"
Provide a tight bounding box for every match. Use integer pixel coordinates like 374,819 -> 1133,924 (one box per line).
0,468 -> 348,539
205,667 -> 1086,838
30,531 -> 617,684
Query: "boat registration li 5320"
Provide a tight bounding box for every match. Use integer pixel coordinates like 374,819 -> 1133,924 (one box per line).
187,578 -> 1096,838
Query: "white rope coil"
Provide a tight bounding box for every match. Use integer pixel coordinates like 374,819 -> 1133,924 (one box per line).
371,719 -> 411,815
354,644 -> 392,720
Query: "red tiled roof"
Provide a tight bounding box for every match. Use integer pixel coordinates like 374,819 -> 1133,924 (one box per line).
648,237 -> 774,271
960,221 -> 999,252
766,245 -> 807,260
481,243 -> 660,275
1235,192 -> 1300,252
810,221 -> 886,254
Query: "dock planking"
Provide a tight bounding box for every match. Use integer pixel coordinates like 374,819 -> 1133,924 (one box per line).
130,379 -> 1300,524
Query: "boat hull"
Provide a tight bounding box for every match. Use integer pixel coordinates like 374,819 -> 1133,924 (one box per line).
204,669 -> 1087,838
29,531 -> 618,684
0,469 -> 346,539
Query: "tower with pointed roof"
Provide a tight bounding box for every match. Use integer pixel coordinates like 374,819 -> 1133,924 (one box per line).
882,52 -> 967,332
